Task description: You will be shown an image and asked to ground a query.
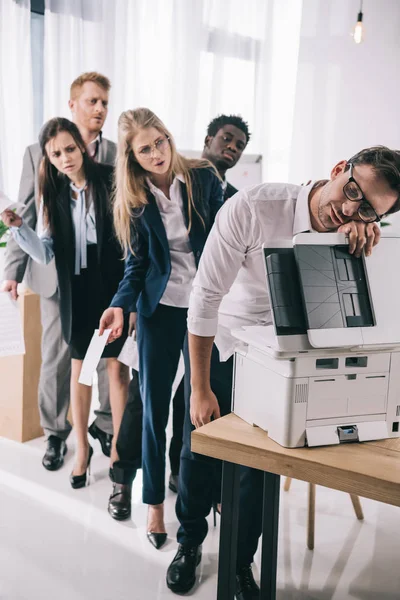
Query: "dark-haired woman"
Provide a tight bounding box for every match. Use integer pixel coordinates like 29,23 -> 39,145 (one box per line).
99,107 -> 223,548
2,117 -> 129,489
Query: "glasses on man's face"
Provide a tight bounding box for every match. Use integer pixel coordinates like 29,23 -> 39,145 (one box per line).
342,163 -> 382,223
137,136 -> 170,160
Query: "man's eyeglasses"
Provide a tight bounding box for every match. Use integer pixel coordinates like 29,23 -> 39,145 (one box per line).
343,163 -> 382,223
138,136 -> 170,160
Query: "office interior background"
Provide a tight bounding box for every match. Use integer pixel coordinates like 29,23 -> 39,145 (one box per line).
1,1 -> 400,599
1,0 -> 400,196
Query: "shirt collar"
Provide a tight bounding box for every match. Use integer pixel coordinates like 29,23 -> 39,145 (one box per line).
70,181 -> 87,194
293,181 -> 315,236
90,131 -> 102,145
146,173 -> 184,194
88,132 -> 102,158
221,178 -> 228,192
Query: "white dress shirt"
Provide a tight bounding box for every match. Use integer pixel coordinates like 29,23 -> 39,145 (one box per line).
147,175 -> 197,308
187,181 -> 314,360
11,184 -> 97,275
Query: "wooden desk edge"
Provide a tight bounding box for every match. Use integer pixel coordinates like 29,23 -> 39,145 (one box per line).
192,417 -> 400,508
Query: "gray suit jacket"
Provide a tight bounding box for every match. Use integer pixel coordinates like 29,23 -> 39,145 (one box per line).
3,137 -> 117,297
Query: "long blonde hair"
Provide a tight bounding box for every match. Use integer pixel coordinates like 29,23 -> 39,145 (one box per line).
113,107 -> 219,256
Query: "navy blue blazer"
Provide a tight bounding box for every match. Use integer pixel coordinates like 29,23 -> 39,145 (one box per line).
110,167 -> 223,317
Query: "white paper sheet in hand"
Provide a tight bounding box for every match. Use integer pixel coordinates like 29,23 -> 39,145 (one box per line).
118,334 -> 139,370
0,292 -> 25,357
78,329 -> 111,386
0,191 -> 24,213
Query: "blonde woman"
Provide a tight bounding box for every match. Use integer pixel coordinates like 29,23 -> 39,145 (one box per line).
99,108 -> 223,548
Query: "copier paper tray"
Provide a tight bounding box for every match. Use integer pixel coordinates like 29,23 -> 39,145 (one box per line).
306,421 -> 389,447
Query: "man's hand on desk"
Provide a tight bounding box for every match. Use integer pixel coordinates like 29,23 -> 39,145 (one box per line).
1,280 -> 18,301
338,220 -> 380,258
190,388 -> 221,429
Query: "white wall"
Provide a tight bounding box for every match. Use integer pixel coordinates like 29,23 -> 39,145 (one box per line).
288,0 -> 400,185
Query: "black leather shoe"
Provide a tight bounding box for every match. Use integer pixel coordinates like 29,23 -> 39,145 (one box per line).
166,544 -> 202,594
235,565 -> 260,600
88,422 -> 112,457
147,532 -> 167,549
108,483 -> 132,520
168,473 -> 179,493
42,436 -> 67,471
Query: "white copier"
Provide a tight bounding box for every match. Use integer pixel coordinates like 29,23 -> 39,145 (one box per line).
231,233 -> 400,448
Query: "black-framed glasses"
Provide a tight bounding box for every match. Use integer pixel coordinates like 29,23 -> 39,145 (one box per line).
343,163 -> 382,223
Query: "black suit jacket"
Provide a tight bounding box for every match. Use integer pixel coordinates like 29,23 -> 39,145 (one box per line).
3,139 -> 117,297
52,163 -> 124,344
110,167 -> 223,316
224,181 -> 238,201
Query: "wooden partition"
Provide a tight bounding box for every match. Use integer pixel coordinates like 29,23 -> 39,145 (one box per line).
0,290 -> 43,442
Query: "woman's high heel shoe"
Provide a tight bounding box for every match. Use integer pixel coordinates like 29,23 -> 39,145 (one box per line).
147,531 -> 167,550
212,502 -> 221,528
69,445 -> 94,489
147,505 -> 167,549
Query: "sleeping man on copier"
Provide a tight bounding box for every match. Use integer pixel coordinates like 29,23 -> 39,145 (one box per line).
166,146 -> 400,599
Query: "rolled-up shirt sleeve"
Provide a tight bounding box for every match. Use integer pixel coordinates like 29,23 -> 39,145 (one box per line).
10,201 -> 54,265
188,189 -> 252,337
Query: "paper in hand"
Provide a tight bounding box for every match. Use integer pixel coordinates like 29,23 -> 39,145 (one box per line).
0,292 -> 25,357
0,190 -> 24,214
78,329 -> 111,386
118,334 -> 139,370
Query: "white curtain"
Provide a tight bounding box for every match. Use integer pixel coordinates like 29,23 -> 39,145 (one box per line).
0,0 -> 34,199
43,0 -> 303,180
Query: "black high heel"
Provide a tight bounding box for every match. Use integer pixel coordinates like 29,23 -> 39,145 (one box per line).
212,502 -> 221,528
147,532 -> 168,549
69,445 -> 94,489
147,505 -> 167,549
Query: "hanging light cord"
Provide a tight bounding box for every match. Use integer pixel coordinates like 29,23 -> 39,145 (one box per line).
358,0 -> 363,22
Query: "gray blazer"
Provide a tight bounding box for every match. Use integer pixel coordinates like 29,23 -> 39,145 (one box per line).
3,137 -> 117,298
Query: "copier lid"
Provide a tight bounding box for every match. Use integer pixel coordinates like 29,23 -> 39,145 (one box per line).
263,233 -> 400,350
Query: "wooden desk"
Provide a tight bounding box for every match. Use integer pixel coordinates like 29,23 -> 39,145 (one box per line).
192,413 -> 400,600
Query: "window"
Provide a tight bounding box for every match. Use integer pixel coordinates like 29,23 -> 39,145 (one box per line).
31,9 -> 44,136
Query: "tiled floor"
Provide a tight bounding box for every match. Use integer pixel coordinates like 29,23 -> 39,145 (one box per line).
1,430 -> 400,599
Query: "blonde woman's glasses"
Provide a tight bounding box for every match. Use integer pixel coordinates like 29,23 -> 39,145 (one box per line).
138,136 -> 170,160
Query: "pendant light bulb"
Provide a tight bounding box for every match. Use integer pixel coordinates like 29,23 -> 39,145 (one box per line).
353,2 -> 364,44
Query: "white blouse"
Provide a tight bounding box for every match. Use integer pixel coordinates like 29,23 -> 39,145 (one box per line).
11,182 -> 97,275
147,175 -> 197,308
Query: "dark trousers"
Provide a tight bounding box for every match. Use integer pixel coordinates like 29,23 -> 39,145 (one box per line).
132,304 -> 188,505
114,370 -> 185,485
176,338 -> 264,569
